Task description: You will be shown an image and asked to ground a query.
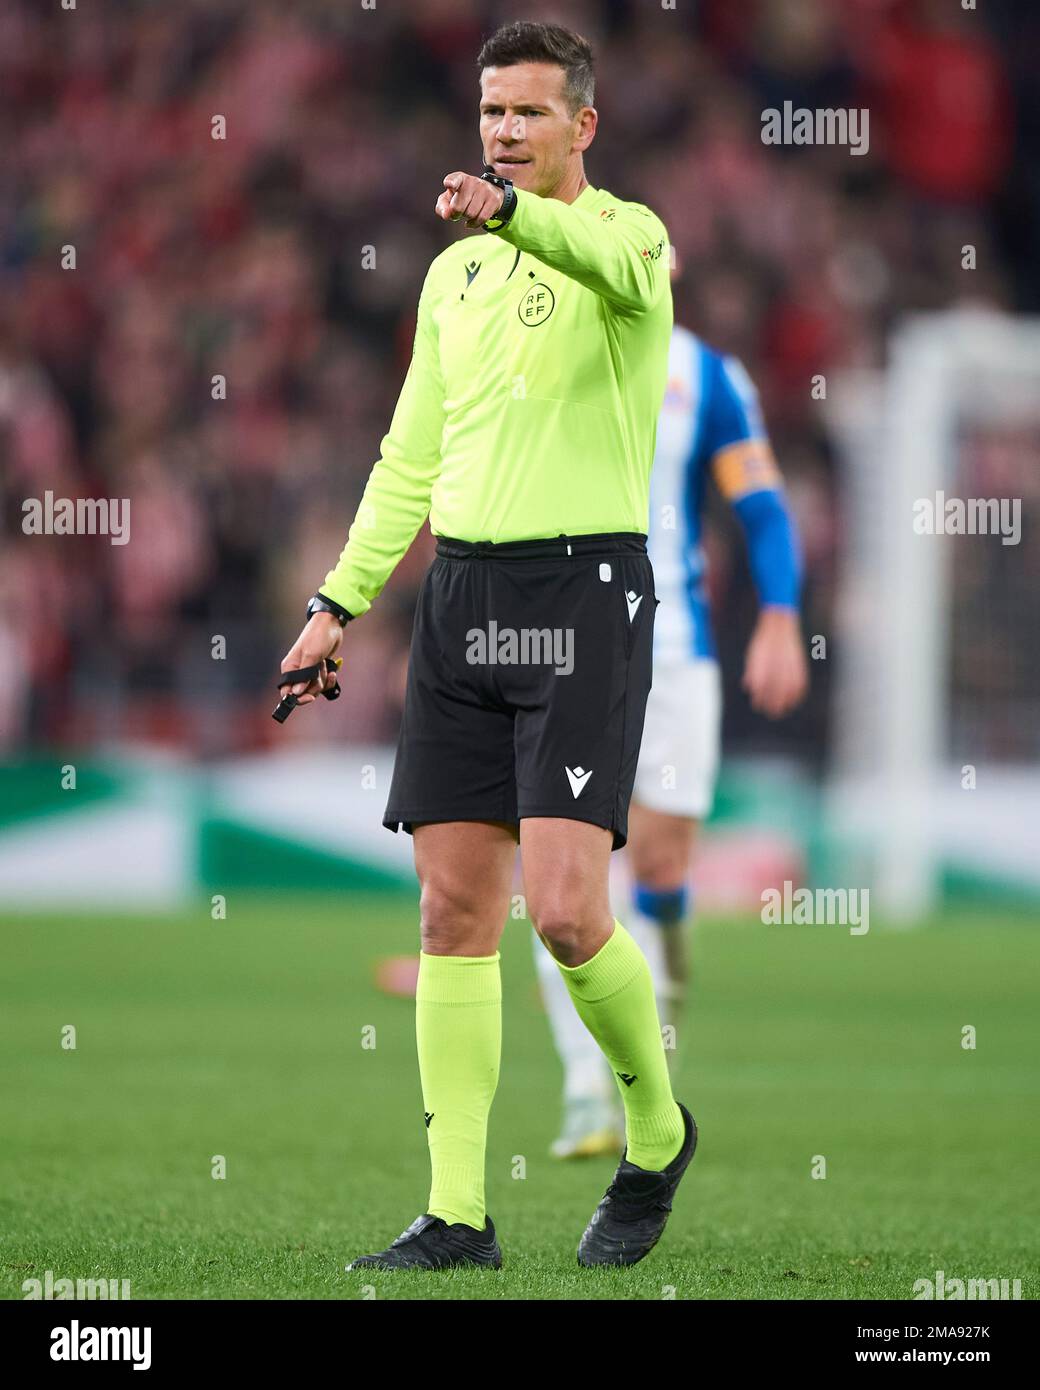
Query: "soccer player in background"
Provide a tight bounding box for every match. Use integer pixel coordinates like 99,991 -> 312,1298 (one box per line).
534,318 -> 808,1157
281,21 -> 695,1269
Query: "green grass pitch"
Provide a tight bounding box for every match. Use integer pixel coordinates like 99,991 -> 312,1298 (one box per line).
2,894 -> 1037,1300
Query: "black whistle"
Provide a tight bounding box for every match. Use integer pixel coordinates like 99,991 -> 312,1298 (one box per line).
273,658 -> 342,723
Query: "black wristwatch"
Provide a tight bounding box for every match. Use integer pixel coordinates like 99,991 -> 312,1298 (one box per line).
480,172 -> 518,232
306,592 -> 352,627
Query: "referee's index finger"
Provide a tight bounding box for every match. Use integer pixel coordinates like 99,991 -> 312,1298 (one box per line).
443,172 -> 464,191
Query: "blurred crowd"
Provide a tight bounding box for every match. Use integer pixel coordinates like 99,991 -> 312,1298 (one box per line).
0,0 -> 1033,760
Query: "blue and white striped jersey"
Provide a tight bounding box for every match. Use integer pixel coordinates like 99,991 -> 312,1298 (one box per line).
648,324 -> 799,661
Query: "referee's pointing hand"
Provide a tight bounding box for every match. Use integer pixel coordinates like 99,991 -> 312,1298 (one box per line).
436,172 -> 504,229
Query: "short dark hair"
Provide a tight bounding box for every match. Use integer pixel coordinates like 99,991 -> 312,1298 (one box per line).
477,21 -> 594,117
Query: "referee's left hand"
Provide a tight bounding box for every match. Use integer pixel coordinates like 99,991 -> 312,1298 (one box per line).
436,172 -> 504,228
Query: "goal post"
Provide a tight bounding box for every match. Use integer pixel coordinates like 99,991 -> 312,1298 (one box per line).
823,307 -> 1040,921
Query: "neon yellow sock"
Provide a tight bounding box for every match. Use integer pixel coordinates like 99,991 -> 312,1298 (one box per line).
416,951 -> 501,1230
556,920 -> 684,1171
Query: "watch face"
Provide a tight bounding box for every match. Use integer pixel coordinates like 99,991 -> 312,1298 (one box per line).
310,598 -> 346,625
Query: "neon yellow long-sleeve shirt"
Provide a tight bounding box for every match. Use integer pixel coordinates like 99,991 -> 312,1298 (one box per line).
320,181 -> 672,617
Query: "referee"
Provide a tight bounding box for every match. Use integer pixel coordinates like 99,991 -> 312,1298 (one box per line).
283,20 -> 695,1270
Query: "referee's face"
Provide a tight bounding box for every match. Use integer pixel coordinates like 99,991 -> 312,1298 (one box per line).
479,63 -> 593,200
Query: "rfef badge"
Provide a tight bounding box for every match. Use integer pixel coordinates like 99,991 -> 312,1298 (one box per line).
518,283 -> 555,326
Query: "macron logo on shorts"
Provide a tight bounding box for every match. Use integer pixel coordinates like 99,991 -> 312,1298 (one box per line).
626,590 -> 642,622
565,766 -> 593,799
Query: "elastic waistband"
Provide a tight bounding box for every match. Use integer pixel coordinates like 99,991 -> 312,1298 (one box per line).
435,532 -> 648,561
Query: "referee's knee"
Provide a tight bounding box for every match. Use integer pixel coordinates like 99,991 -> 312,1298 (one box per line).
419,879 -> 499,955
529,899 -> 611,966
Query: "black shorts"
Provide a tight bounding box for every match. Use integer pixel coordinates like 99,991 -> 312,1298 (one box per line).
383,532 -> 657,851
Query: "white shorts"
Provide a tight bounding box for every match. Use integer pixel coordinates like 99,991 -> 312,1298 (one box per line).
632,658 -> 722,820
